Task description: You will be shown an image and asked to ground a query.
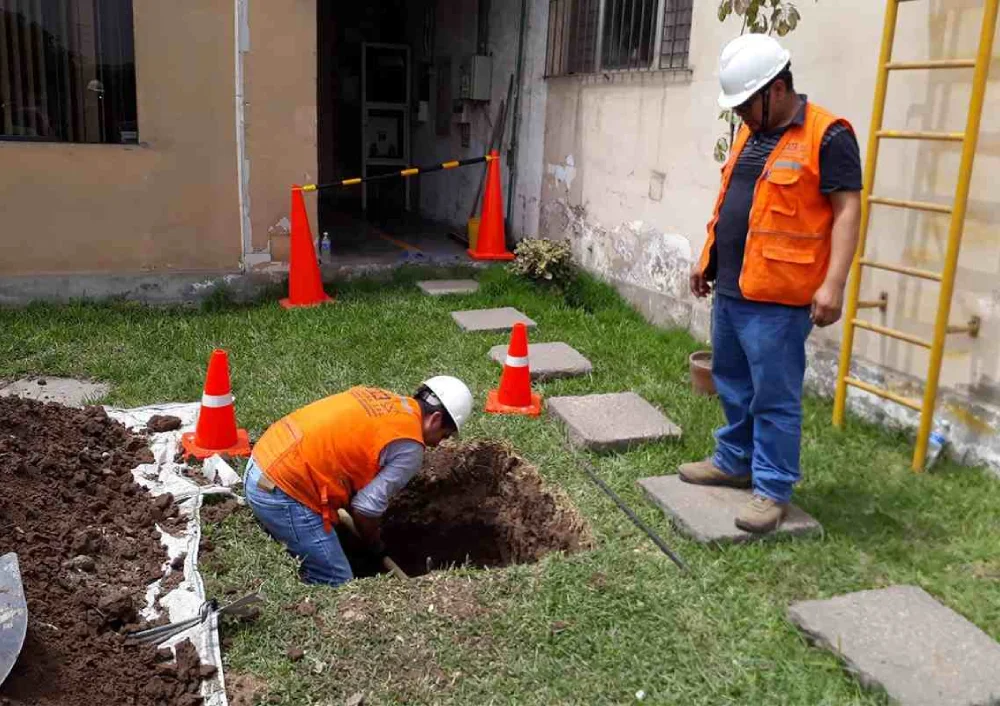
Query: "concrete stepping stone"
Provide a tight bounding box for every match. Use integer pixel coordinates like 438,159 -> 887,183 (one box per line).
788,585 -> 1000,706
0,377 -> 110,407
488,342 -> 593,381
637,475 -> 821,544
548,392 -> 681,451
451,307 -> 536,332
417,279 -> 479,296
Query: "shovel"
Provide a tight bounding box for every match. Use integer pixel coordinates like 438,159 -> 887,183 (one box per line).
336,509 -> 409,581
0,552 -> 28,687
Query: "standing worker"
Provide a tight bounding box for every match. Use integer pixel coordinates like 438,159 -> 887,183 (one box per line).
682,34 -> 862,533
244,377 -> 474,586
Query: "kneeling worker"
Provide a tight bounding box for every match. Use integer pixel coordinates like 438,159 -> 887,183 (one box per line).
244,376 -> 473,586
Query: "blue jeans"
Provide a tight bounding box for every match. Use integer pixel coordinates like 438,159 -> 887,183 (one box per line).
243,459 -> 354,586
711,294 -> 813,504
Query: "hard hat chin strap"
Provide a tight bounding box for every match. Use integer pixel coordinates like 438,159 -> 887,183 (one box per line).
760,86 -> 771,134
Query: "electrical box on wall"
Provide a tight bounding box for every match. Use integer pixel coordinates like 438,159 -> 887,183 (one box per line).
459,55 -> 492,101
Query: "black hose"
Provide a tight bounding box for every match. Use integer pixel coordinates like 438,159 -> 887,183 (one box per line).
567,443 -> 688,573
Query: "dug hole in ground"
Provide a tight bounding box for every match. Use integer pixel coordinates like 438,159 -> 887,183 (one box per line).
366,441 -> 592,577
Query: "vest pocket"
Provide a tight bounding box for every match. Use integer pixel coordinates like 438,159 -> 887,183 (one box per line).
762,245 -> 816,264
765,168 -> 800,217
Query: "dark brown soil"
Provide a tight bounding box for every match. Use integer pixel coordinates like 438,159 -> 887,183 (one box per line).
379,441 -> 589,577
147,414 -> 183,433
0,396 -> 212,705
200,497 -> 243,525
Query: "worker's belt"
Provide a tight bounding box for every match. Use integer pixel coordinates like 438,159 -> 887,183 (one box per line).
256,468 -> 278,493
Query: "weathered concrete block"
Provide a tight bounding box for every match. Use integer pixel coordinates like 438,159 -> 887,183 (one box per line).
488,342 -> 593,380
451,307 -> 536,332
637,475 -> 821,544
788,585 -> 1000,706
0,378 -> 110,407
548,392 -> 681,451
417,279 -> 479,296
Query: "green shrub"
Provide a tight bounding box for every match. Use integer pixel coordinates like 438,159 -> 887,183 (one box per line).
508,238 -> 576,289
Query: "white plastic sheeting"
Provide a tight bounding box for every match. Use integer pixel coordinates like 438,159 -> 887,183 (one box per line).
108,402 -> 243,706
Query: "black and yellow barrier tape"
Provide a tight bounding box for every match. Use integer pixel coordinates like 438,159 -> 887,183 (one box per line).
297,154 -> 496,192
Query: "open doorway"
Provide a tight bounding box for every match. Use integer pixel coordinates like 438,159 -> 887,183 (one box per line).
316,0 -> 523,265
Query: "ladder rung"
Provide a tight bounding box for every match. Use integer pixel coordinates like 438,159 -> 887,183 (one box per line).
859,259 -> 943,281
876,130 -> 965,142
868,195 -> 953,214
885,59 -> 977,70
852,319 -> 932,348
844,377 -> 922,411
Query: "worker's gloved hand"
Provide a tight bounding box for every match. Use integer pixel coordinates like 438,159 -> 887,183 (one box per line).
350,511 -> 386,555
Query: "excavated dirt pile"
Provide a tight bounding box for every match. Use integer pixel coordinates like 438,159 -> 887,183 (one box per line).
380,441 -> 590,576
0,396 -> 213,706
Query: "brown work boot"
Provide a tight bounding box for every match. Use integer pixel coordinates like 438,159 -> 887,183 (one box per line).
735,494 -> 788,534
678,459 -> 751,489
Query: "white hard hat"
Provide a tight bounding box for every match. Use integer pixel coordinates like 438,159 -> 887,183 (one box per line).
717,34 -> 791,109
421,375 -> 474,431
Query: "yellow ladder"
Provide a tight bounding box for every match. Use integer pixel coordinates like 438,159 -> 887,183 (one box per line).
833,0 -> 999,471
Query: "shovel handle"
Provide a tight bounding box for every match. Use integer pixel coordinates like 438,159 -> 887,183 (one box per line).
336,509 -> 409,580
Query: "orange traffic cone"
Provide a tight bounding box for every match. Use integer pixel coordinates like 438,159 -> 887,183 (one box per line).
468,150 -> 514,261
486,322 -> 542,416
280,186 -> 333,309
181,349 -> 252,460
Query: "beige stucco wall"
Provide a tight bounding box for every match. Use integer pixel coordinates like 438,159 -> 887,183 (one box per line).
0,0 -> 318,275
540,0 -> 1000,404
246,0 -> 318,257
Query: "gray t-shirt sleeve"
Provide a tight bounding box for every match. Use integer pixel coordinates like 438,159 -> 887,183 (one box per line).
350,439 -> 425,518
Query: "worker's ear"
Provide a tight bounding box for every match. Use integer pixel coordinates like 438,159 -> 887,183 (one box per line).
425,410 -> 445,430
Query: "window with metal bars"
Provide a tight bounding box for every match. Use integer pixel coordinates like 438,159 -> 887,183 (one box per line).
545,0 -> 693,77
0,0 -> 138,144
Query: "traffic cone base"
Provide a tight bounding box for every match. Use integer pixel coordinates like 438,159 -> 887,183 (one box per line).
485,388 -> 542,417
466,248 -> 514,262
279,293 -> 333,309
181,428 -> 251,460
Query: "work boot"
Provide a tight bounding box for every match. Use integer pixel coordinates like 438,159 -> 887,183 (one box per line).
735,494 -> 788,534
678,459 -> 751,489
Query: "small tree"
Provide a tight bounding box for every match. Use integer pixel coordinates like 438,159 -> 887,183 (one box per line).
713,1 -> 812,162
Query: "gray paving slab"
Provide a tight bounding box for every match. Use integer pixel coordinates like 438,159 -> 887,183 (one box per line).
0,377 -> 110,407
788,585 -> 1000,706
548,392 -> 681,451
451,307 -> 536,332
637,474 -> 821,544
488,342 -> 593,380
417,279 -> 479,296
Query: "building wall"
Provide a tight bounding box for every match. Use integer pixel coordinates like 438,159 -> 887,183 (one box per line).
246,0 -> 318,259
539,0 -> 1000,471
409,0 -> 547,238
0,0 -> 317,275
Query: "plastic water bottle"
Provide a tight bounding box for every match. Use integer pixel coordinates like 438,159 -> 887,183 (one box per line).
924,419 -> 951,471
320,232 -> 332,261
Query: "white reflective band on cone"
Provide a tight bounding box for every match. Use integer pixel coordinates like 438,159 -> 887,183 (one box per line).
201,392 -> 234,408
505,355 -> 529,367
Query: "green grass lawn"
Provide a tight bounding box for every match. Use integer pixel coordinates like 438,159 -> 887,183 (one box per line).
3,266 -> 999,705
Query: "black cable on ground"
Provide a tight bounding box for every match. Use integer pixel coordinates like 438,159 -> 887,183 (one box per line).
567,442 -> 688,573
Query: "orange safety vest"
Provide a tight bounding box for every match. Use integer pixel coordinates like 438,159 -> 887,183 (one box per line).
252,387 -> 424,531
698,102 -> 854,307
